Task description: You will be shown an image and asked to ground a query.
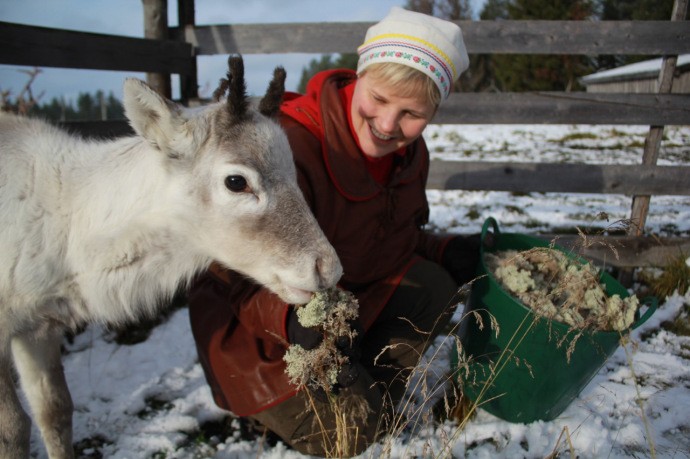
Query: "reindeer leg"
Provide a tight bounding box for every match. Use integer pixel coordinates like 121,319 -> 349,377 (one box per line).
0,342 -> 32,459
12,323 -> 74,459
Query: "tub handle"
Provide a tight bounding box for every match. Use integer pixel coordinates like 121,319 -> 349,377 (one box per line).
481,217 -> 500,248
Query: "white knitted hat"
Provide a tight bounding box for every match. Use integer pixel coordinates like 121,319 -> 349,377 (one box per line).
357,7 -> 469,100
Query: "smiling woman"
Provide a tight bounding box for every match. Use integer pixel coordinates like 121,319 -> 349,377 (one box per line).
187,6 -> 483,457
350,65 -> 437,158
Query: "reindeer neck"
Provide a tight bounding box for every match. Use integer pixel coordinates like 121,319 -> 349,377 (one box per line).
65,136 -> 207,323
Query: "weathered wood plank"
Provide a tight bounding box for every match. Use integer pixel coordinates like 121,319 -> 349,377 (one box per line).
143,0 -> 172,97
535,234 -> 690,268
459,20 -> 690,55
174,21 -> 690,56
177,0 -> 199,102
628,0 -> 689,235
62,92 -> 688,126
0,22 -> 194,74
428,161 -> 690,195
435,93 -> 690,125
90,92 -> 689,126
175,22 -> 369,55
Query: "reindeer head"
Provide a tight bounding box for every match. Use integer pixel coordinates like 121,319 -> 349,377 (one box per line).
122,55 -> 342,304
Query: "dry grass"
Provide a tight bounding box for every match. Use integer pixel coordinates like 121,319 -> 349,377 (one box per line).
637,252 -> 689,336
639,252 -> 690,299
1,67 -> 43,115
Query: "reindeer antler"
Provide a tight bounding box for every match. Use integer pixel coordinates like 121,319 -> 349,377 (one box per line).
259,66 -> 286,117
213,55 -> 249,120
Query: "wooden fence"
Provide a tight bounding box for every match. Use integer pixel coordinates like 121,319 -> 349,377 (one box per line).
1,0 -> 689,268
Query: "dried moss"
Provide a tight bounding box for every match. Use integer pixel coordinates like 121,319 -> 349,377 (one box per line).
487,248 -> 639,332
284,288 -> 359,392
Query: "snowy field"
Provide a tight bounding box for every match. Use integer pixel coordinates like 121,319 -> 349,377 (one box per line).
27,124 -> 690,458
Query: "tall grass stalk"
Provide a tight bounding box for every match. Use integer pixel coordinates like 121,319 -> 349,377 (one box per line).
546,426 -> 576,459
304,311 -> 655,458
620,334 -> 657,458
445,308 -> 539,443
302,388 -> 370,458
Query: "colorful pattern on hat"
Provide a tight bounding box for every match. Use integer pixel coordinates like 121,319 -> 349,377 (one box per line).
358,33 -> 455,99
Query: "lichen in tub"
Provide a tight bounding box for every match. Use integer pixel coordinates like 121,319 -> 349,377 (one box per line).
486,248 -> 639,332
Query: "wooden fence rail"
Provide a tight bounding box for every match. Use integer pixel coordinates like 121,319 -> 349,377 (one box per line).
0,21 -> 194,75
175,20 -> 690,56
427,162 -> 690,195
435,93 -> 690,125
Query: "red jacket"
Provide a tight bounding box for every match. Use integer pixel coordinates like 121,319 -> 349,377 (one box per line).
188,69 -> 449,416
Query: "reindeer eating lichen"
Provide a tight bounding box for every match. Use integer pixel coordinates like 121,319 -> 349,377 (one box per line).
0,56 -> 342,459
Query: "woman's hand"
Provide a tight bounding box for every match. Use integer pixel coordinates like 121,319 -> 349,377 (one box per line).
441,235 -> 483,285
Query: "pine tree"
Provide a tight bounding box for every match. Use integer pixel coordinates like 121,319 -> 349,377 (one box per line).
481,0 -> 511,20
596,0 -> 686,70
490,0 -> 595,92
599,0 -> 679,20
296,54 -> 358,94
29,90 -> 124,122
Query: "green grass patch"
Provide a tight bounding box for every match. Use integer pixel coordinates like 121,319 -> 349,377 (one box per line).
137,396 -> 174,420
554,132 -> 598,143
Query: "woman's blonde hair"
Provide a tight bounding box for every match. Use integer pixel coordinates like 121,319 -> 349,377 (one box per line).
358,62 -> 442,108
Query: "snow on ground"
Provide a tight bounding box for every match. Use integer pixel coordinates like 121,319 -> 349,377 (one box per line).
27,124 -> 690,458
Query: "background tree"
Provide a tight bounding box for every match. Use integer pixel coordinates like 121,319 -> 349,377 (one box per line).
296,53 -> 358,93
406,0 -> 435,14
29,90 -> 124,122
596,0 -> 687,70
490,0 -> 596,92
599,0 -> 678,20
481,0 -> 511,20
0,68 -> 44,115
2,68 -> 124,121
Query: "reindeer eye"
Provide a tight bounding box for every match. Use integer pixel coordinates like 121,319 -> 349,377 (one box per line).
225,175 -> 249,193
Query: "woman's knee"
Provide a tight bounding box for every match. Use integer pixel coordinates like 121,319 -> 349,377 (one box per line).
388,260 -> 459,330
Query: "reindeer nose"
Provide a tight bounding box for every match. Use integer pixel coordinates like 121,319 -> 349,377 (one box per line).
315,250 -> 343,289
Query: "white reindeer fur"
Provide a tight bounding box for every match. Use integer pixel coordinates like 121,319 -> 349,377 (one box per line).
2,115 -> 198,326
0,75 -> 341,458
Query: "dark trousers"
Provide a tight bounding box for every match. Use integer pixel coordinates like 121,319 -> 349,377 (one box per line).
251,259 -> 459,457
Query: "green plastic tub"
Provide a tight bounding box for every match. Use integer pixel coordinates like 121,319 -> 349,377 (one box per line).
452,217 -> 657,423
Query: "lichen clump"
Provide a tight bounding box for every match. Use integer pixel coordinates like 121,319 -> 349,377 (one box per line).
283,288 -> 359,392
486,248 -> 639,331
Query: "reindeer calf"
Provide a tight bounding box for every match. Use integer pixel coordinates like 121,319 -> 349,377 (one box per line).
0,57 -> 341,458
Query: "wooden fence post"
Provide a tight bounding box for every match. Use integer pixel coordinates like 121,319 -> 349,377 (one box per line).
629,0 -> 688,236
177,0 -> 198,104
142,0 -> 171,98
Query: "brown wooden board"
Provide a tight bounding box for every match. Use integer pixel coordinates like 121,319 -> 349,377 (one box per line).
0,22 -> 194,74
428,161 -> 690,195
174,21 -> 690,56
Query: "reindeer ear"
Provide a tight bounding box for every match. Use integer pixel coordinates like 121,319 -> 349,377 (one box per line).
123,78 -> 188,157
259,66 -> 286,117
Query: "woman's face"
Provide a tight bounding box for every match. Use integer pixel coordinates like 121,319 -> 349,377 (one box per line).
350,72 -> 436,159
